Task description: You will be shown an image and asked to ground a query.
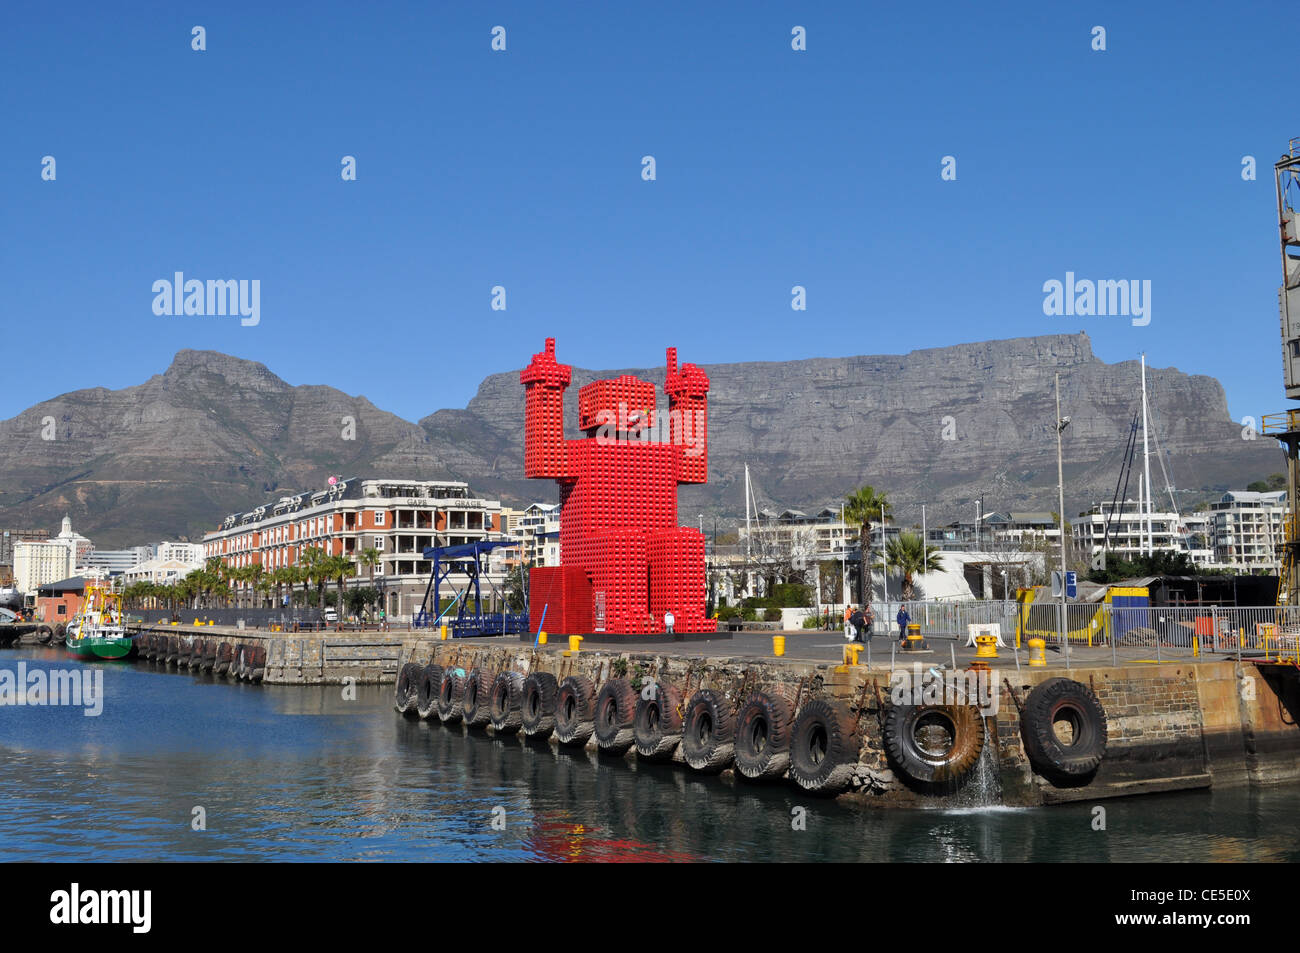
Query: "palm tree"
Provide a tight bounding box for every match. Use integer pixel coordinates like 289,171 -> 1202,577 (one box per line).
328,555 -> 357,619
843,485 -> 891,606
300,547 -> 328,609
879,532 -> 944,600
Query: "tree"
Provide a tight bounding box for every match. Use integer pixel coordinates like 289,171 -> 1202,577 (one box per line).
300,547 -> 328,609
844,485 -> 891,605
879,532 -> 943,600
328,555 -> 357,616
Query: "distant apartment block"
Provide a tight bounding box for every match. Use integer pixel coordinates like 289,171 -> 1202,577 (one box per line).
1207,490 -> 1286,572
516,503 -> 561,566
13,540 -> 74,596
202,478 -> 505,619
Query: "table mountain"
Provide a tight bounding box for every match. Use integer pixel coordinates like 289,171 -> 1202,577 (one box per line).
0,334 -> 1280,547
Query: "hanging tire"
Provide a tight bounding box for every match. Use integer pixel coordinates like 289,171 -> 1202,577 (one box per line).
489,671 -> 525,734
734,690 -> 795,782
1019,677 -> 1108,782
634,681 -> 683,762
188,639 -> 205,670
521,672 -> 559,737
463,668 -> 493,727
395,662 -> 422,714
213,642 -> 232,677
594,679 -> 637,755
165,637 -> 180,665
437,668 -> 466,724
883,704 -> 985,794
554,675 -> 596,747
248,645 -> 266,683
417,664 -> 444,720
36,625 -> 53,644
789,699 -> 861,794
680,689 -> 735,773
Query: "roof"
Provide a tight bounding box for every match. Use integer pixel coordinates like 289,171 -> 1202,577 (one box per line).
37,576 -> 86,594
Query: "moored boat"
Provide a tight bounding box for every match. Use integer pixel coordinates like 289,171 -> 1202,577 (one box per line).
65,584 -> 134,660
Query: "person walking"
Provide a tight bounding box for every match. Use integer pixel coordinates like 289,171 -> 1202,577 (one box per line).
849,606 -> 867,643
664,610 -> 675,636
863,603 -> 875,640
897,605 -> 911,645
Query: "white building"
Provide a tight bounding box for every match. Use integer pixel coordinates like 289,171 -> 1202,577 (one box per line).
1207,490 -> 1287,573
54,515 -> 93,567
517,503 -> 560,567
1071,500 -> 1189,561
83,546 -> 152,575
122,558 -> 201,587
12,540 -> 74,596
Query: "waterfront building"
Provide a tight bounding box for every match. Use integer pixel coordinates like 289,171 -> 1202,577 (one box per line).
0,528 -> 50,568
201,478 -> 506,620
54,515 -> 94,567
83,546 -> 152,575
13,540 -> 75,596
1207,490 -> 1287,573
516,503 -> 561,567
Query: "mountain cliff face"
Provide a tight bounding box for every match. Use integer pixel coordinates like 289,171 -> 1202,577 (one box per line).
0,334 -> 1281,547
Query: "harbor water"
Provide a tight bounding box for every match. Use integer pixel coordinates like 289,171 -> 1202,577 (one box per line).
2,646 -> 1297,863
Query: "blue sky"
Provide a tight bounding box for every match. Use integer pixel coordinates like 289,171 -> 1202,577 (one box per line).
1,1 -> 1291,425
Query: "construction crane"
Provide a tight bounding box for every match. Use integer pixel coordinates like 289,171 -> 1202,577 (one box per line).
1261,138 -> 1300,607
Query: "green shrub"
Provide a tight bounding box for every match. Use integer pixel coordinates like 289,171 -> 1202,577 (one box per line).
763,607 -> 782,622
802,615 -> 821,628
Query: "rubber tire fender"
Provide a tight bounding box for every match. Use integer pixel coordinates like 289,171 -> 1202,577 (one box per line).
489,671 -> 525,734
593,679 -> 637,755
734,690 -> 796,781
521,671 -> 559,737
437,668 -> 466,724
462,668 -> 493,727
417,664 -> 444,720
883,704 -> 985,794
189,639 -> 206,670
1019,677 -> 1108,781
634,681 -> 684,762
395,662 -> 422,714
789,699 -> 861,795
554,675 -> 596,747
248,645 -> 267,683
214,642 -> 232,677
680,689 -> 735,773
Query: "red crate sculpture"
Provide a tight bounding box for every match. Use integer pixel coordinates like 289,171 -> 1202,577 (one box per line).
522,338 -> 714,635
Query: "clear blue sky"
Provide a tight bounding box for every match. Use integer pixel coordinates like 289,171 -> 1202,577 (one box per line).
1,1 -> 1291,426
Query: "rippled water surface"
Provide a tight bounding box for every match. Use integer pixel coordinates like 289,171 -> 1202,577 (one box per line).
1,647 -> 1297,862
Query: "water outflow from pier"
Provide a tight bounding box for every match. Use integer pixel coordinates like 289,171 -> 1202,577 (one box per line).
1,646 -> 1298,862
947,722 -> 1002,809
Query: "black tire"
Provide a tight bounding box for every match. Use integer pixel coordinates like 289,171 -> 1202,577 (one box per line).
213,642 -> 232,677
489,671 -> 525,734
594,679 -> 637,755
188,639 -> 205,671
248,645 -> 266,683
36,625 -> 53,644
165,637 -> 180,666
789,699 -> 861,794
734,690 -> 795,781
462,668 -> 493,727
883,704 -> 985,793
634,681 -> 683,762
554,675 -> 596,747
395,662 -> 422,714
437,668 -> 466,724
417,664 -> 444,720
1020,677 -> 1108,782
680,689 -> 735,773
521,672 -> 559,737
53,623 -> 66,643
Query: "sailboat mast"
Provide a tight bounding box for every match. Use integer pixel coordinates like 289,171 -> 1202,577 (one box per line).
744,464 -> 752,562
1141,354 -> 1154,556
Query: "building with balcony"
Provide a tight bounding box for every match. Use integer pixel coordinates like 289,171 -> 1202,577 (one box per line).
1207,490 -> 1287,573
201,478 -> 506,620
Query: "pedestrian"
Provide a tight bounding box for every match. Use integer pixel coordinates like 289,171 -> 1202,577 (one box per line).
843,605 -> 856,641
849,606 -> 867,643
664,610 -> 675,635
897,605 -> 911,645
863,603 -> 875,640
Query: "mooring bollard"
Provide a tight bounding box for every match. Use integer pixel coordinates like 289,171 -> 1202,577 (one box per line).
975,634 -> 998,659
538,631 -> 547,645
1028,637 -> 1046,667
568,635 -> 583,653
842,643 -> 861,665
440,624 -> 449,641
772,635 -> 785,657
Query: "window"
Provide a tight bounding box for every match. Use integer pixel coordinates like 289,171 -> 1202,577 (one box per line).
374,511 -> 386,526
375,537 -> 385,550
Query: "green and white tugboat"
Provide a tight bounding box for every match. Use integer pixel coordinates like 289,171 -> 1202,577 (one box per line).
65,583 -> 134,660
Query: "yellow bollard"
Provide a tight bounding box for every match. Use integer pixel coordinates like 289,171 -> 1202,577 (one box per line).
568,635 -> 583,653
1028,638 -> 1046,667
439,624 -> 449,641
1192,634 -> 1199,658
842,643 -> 862,665
538,631 -> 548,645
975,634 -> 999,659
772,635 -> 786,657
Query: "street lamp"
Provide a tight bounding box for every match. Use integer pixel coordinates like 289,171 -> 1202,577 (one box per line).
1056,373 -> 1071,655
